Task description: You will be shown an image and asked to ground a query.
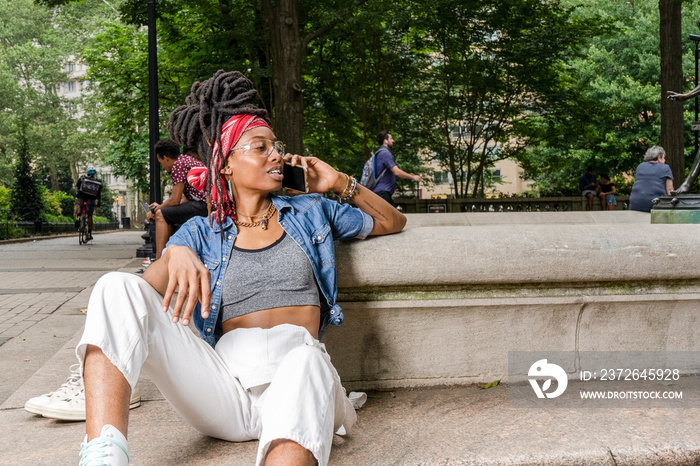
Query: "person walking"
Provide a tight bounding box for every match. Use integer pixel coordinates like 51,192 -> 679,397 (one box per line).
371,131 -> 422,206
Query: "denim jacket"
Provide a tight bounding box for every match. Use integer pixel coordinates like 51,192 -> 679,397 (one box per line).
165,194 -> 374,348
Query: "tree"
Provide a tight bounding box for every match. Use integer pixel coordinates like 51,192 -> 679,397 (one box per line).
402,0 -> 597,198
2,0 -> 120,194
302,2 -> 422,179
10,135 -> 44,222
659,0 -> 684,183
522,0 -> 700,195
0,0 -> 70,190
114,0 -> 373,154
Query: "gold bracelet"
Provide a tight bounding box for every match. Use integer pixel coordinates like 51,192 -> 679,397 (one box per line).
340,175 -> 358,200
339,173 -> 352,198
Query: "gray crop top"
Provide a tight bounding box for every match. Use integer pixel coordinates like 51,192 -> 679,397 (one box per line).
220,232 -> 320,322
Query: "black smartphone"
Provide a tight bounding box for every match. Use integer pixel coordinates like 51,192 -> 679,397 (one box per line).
282,162 -> 308,193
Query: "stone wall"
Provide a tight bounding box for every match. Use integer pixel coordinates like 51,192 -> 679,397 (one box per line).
323,210 -> 700,389
393,195 -> 631,213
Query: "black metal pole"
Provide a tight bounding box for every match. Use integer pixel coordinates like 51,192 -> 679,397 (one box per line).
695,40 -> 698,158
137,0 -> 159,259
148,0 -> 160,204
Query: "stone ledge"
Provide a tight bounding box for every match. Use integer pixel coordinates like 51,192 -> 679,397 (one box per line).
336,218 -> 700,288
328,212 -> 700,388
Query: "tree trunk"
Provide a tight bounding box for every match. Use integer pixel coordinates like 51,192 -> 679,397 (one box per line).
659,0 -> 684,185
262,0 -> 304,155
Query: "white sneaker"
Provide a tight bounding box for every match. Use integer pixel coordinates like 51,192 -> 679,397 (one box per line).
348,391 -> 367,410
24,364 -> 82,416
25,365 -> 141,421
79,424 -> 129,466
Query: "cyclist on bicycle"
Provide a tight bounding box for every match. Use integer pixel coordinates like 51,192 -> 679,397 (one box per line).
74,167 -> 103,241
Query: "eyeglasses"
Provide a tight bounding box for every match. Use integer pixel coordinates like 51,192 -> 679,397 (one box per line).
230,138 -> 285,158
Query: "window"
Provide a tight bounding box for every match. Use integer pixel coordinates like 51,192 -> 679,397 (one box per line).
450,124 -> 483,139
434,171 -> 452,185
491,169 -> 502,179
485,145 -> 501,159
449,126 -> 465,139
66,81 -> 76,92
102,173 -> 111,185
65,63 -> 74,72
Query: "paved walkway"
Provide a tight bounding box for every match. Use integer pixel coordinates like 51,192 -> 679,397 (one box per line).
0,229 -> 699,465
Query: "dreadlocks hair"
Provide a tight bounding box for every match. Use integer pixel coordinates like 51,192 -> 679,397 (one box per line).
167,70 -> 268,225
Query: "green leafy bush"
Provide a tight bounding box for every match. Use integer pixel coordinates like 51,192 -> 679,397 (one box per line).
0,186 -> 11,220
45,214 -> 73,223
43,190 -> 75,217
60,196 -> 76,217
611,176 -> 634,196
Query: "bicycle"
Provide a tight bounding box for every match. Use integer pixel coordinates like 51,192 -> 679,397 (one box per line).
77,201 -> 89,245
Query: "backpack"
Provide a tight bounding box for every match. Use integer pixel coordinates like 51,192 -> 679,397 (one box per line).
78,176 -> 102,197
359,148 -> 388,190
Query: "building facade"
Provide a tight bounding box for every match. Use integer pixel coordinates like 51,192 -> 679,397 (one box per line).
57,59 -> 133,226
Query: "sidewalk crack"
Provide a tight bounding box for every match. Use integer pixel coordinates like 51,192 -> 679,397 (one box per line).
607,447 -> 618,465
574,301 -> 586,372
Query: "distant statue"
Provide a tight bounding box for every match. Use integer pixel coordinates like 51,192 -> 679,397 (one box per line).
667,85 -> 700,194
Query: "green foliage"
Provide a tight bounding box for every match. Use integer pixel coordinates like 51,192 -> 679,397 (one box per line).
1,0 -> 121,194
45,213 -> 73,223
0,187 -> 10,215
522,0 -> 700,195
394,0 -> 604,198
611,175 -> 634,196
98,186 -> 116,221
60,195 -> 76,217
42,188 -> 62,217
303,1 -> 422,178
42,189 -> 75,217
10,145 -> 44,222
25,0 -> 695,202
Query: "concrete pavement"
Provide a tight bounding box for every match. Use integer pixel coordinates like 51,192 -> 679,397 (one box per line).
1,227 -> 699,465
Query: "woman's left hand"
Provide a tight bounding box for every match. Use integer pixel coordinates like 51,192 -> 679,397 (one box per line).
284,154 -> 345,194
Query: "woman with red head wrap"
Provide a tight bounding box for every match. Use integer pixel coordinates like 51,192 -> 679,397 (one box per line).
76,71 -> 405,466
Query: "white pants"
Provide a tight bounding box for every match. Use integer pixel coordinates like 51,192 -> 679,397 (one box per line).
75,272 -> 356,466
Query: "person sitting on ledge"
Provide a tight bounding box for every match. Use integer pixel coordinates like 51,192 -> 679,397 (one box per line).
75,70 -> 406,466
629,146 -> 674,212
579,166 -> 597,211
598,174 -> 617,210
146,138 -> 208,260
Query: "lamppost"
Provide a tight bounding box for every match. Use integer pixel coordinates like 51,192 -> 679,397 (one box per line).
690,32 -> 700,158
136,0 -> 161,258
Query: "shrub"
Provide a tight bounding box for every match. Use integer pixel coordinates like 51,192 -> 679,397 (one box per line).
60,195 -> 76,217
11,150 -> 44,222
611,176 -> 634,196
45,214 -> 73,223
43,190 -> 75,217
0,223 -> 26,240
0,186 -> 11,220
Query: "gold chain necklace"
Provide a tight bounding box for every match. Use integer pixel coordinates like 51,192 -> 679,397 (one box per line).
234,202 -> 276,230
236,201 -> 272,219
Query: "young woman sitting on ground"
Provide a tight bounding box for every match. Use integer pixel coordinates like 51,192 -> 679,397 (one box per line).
76,70 -> 406,466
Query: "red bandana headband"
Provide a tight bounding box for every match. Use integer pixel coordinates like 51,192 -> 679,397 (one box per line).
187,114 -> 270,225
